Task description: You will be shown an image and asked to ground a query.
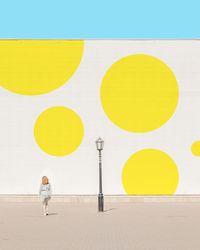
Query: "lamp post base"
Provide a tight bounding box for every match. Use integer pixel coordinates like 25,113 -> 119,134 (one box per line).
98,193 -> 104,212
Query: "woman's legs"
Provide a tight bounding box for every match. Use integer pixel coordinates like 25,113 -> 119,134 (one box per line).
45,200 -> 49,215
43,201 -> 46,215
43,200 -> 48,215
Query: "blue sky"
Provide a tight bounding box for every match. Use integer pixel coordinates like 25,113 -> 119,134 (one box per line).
0,0 -> 199,39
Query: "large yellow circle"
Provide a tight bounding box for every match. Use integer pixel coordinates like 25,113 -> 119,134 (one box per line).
122,149 -> 179,195
0,40 -> 84,95
191,141 -> 200,156
100,54 -> 179,133
34,106 -> 84,156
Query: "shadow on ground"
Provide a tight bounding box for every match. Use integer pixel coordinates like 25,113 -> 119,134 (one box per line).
47,212 -> 57,216
104,208 -> 117,213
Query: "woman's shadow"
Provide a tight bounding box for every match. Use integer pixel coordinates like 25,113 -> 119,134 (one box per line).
47,212 -> 58,216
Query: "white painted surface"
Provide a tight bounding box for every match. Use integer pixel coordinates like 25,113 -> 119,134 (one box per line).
0,40 -> 200,194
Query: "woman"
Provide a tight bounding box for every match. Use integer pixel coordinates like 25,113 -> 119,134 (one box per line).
39,176 -> 52,216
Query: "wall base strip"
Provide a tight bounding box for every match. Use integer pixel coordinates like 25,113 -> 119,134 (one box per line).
1,195 -> 200,202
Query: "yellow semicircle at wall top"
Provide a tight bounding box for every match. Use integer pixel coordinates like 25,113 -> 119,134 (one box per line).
0,40 -> 84,95
100,54 -> 179,133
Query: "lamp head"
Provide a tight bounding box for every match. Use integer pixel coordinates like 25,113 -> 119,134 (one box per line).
95,137 -> 104,151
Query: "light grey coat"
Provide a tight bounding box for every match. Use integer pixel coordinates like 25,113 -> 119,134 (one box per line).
39,183 -> 52,201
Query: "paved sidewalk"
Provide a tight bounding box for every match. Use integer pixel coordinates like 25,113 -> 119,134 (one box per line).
1,202 -> 200,250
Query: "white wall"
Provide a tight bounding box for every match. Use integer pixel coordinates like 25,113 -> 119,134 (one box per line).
0,40 -> 200,194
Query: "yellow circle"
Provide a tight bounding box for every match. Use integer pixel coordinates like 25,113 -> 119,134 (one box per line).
0,40 -> 84,95
100,54 -> 179,133
191,141 -> 200,156
122,149 -> 179,195
34,106 -> 84,156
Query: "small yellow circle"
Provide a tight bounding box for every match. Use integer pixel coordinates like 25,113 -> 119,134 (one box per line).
34,106 -> 84,156
191,141 -> 200,156
100,54 -> 179,133
0,40 -> 84,95
122,149 -> 179,195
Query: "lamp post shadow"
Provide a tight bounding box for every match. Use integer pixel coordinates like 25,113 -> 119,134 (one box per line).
103,208 -> 117,213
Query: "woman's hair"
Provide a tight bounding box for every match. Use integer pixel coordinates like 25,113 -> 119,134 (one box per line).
42,176 -> 49,185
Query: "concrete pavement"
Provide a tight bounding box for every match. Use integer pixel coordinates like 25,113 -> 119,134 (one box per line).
1,202 -> 200,249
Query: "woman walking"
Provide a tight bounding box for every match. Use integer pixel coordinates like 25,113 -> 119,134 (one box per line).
39,176 -> 52,216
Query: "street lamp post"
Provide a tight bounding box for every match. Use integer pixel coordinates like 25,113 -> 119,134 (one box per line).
95,137 -> 104,212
